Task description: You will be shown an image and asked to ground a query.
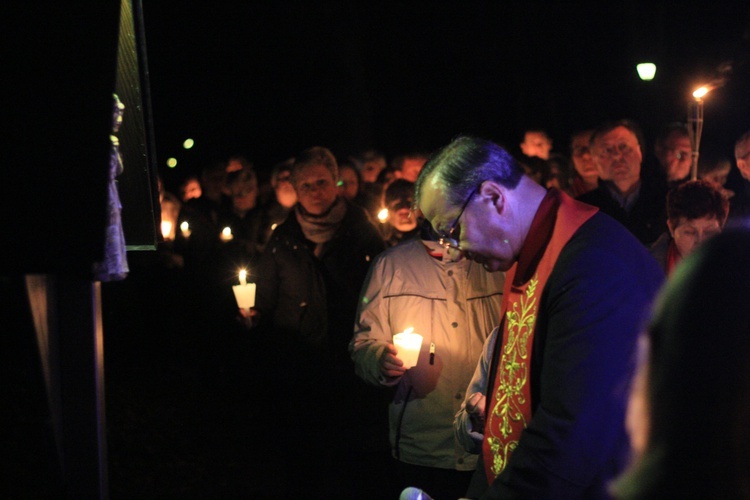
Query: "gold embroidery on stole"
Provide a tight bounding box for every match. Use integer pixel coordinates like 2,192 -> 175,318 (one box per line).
486,275 -> 538,477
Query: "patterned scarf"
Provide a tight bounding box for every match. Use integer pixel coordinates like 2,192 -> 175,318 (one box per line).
295,197 -> 347,256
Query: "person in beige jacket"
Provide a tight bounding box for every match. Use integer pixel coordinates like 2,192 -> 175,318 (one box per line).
350,220 -> 504,499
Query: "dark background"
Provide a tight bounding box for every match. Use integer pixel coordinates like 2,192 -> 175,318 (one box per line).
3,3 -> 750,498
141,2 -> 750,194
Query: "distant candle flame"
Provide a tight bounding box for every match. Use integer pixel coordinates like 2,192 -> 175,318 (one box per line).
161,220 -> 173,240
221,226 -> 234,241
377,208 -> 389,223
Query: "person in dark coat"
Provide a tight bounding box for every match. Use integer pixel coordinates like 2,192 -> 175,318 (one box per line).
577,119 -> 667,247
249,146 -> 385,363
239,146 -> 387,497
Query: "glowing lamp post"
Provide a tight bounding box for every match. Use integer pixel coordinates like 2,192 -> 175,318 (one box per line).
688,85 -> 711,180
636,62 -> 656,81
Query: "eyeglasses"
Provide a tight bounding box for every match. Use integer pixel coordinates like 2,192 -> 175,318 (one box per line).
437,184 -> 481,252
596,143 -> 634,160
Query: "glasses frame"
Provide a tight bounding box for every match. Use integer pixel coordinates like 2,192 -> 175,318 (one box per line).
595,143 -> 635,160
438,183 -> 481,252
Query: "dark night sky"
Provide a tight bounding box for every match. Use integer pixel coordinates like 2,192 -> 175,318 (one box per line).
140,2 -> 750,190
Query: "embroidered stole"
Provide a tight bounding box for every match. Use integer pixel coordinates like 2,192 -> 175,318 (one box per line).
482,190 -> 598,484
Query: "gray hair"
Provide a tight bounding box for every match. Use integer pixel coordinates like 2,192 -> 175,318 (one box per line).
414,136 -> 523,207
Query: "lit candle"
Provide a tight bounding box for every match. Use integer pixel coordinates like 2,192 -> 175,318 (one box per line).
232,269 -> 256,309
392,327 -> 423,369
180,221 -> 191,238
377,208 -> 389,224
221,226 -> 234,242
161,220 -> 174,241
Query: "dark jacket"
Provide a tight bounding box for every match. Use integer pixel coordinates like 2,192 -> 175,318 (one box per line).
577,179 -> 667,247
480,211 -> 664,499
254,200 -> 385,361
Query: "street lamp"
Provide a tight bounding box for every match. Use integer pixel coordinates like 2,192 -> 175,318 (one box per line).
636,63 -> 656,81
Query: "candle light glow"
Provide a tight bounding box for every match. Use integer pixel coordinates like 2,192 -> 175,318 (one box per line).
377,208 -> 389,223
161,220 -> 174,240
233,268 -> 256,309
393,327 -> 423,369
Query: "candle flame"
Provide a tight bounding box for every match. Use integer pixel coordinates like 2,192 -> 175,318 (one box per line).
180,221 -> 189,231
161,220 -> 173,240
377,208 -> 389,223
404,327 -> 414,334
222,226 -> 232,236
239,269 -> 247,286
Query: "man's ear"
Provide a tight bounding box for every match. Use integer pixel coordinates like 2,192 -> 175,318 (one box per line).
479,180 -> 505,214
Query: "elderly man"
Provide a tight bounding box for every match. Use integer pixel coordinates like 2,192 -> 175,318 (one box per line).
577,119 -> 667,246
415,136 -> 663,499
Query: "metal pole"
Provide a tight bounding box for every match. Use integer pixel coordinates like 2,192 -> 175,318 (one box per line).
687,98 -> 704,181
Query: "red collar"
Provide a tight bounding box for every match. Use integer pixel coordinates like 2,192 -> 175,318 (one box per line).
513,188 -> 561,286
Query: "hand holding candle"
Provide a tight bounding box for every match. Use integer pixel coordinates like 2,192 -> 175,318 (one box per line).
393,327 -> 423,369
233,269 -> 256,309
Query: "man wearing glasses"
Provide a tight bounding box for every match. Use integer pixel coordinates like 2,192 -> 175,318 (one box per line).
415,136 -> 663,499
577,119 -> 667,246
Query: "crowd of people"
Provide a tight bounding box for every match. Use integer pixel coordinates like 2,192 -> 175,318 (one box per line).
148,121 -> 750,499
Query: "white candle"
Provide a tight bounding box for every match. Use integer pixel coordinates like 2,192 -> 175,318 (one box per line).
393,327 -> 423,369
233,269 -> 256,309
161,220 -> 174,240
